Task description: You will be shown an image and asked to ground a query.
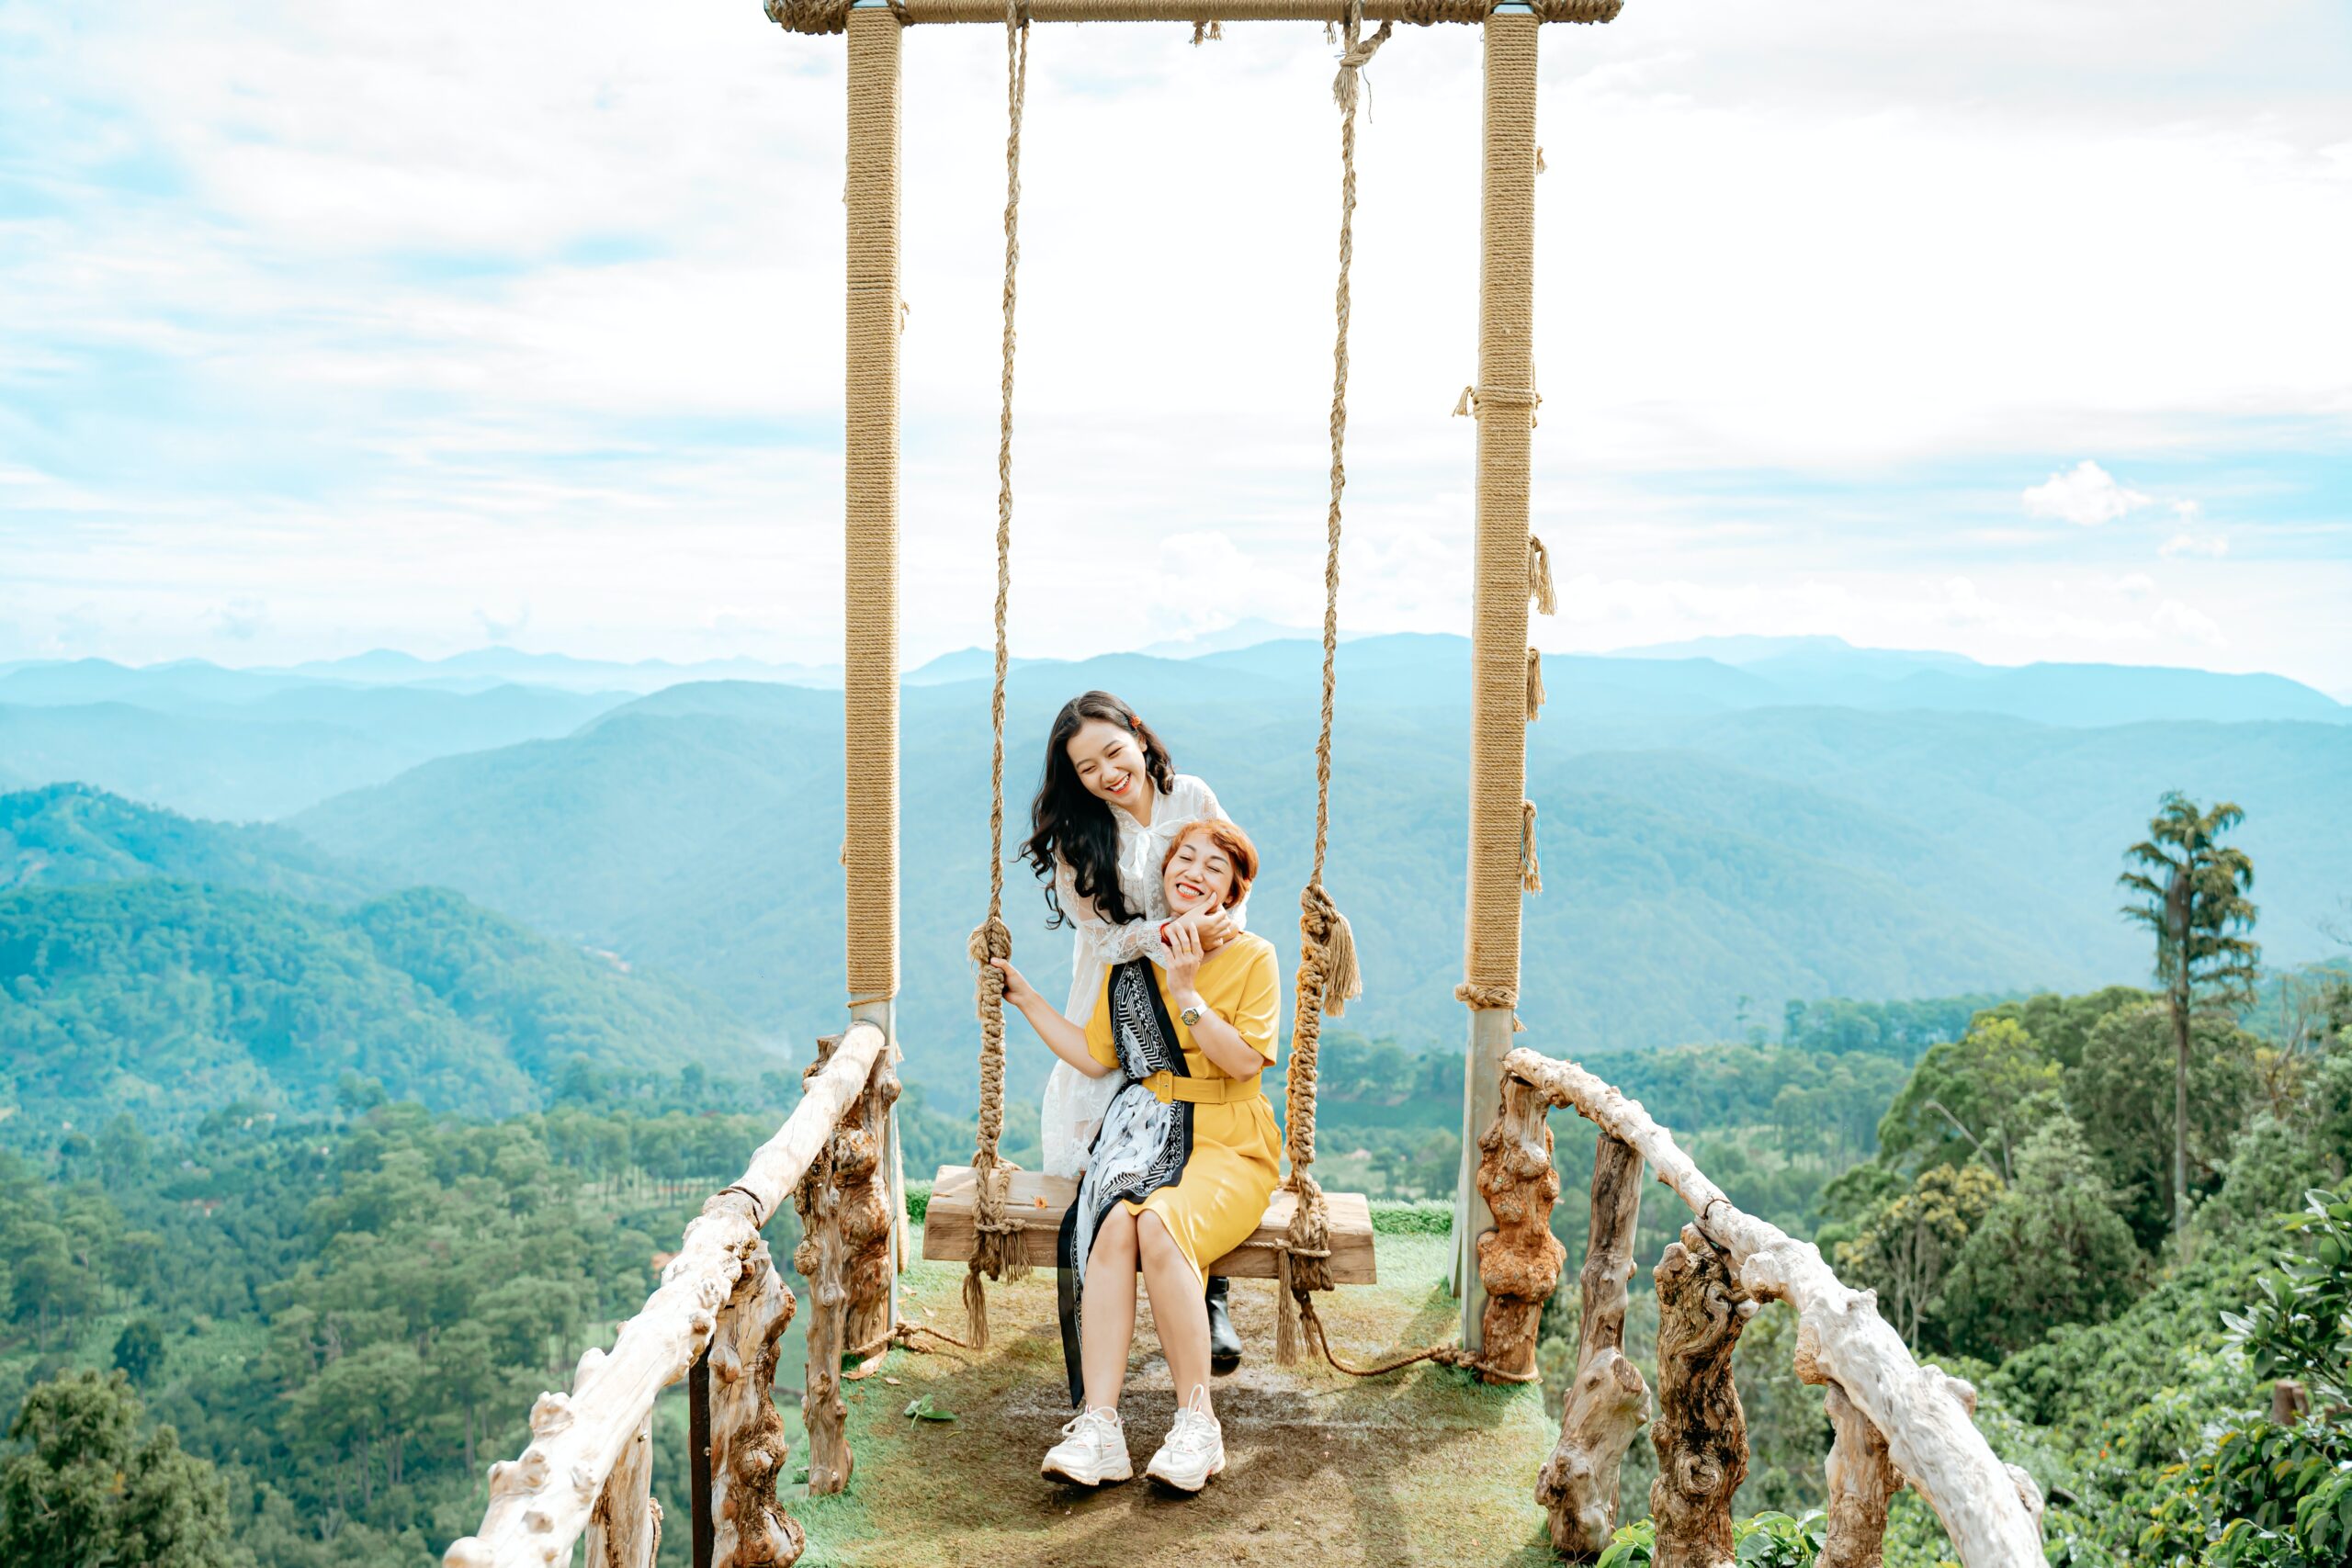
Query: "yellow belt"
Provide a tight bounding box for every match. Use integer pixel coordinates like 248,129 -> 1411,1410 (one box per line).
1139,1069 -> 1262,1106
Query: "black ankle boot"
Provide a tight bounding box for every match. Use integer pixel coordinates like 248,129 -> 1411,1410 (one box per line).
1205,1275 -> 1241,1374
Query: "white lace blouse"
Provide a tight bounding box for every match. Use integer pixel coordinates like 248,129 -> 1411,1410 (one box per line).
1037,772 -> 1249,1178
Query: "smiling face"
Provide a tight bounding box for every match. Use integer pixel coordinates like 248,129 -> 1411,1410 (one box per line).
1162,825 -> 1239,916
1065,718 -> 1154,813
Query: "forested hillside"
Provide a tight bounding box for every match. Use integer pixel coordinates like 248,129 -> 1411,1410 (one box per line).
6,970 -> 2345,1567
292,640 -> 2352,1109
2,783 -> 374,900
0,880 -> 773,1132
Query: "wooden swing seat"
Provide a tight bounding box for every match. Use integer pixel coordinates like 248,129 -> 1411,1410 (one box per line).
921,1164 -> 1378,1281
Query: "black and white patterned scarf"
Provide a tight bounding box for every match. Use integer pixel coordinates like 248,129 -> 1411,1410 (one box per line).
1056,956 -> 1193,1406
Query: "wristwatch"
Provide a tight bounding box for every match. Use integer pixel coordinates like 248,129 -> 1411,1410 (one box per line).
1180,1004 -> 1204,1028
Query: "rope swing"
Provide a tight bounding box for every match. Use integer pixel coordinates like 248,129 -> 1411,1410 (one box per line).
1273,0 -> 1385,1365
960,0 -> 1034,1348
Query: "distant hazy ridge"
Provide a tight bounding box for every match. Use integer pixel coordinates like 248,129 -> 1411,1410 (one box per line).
4,634 -> 2346,1114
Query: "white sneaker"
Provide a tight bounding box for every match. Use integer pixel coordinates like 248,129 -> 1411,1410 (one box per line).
1042,1405 -> 1132,1486
1144,1389 -> 1225,1493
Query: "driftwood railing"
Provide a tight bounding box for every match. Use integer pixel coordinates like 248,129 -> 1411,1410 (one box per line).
446,1022 -> 900,1568
1472,1047 -> 2046,1568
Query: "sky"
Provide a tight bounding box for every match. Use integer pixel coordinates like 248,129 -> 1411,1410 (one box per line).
3,1 -> 2348,691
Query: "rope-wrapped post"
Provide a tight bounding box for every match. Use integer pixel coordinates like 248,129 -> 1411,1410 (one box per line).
960,0 -> 1034,1352
842,0 -> 910,1355
1277,0 -> 1384,1366
1454,0 -> 1541,1348
842,0 -> 901,1018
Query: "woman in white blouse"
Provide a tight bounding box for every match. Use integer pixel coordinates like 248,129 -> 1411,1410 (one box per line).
1018,690 -> 1249,1371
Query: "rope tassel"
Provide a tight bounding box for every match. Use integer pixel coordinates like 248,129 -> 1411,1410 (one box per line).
1300,883 -> 1363,1019
961,1266 -> 990,1351
1525,646 -> 1545,722
1275,1250 -> 1300,1365
1528,535 -> 1557,615
1521,798 -> 1543,894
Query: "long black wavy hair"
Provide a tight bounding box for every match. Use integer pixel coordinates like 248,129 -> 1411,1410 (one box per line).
1020,690 -> 1178,930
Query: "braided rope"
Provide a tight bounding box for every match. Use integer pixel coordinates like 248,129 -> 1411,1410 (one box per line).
1277,0 -> 1388,1365
961,0 -> 1033,1348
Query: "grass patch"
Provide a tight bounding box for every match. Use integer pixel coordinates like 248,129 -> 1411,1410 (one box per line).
1371,1199 -> 1454,1235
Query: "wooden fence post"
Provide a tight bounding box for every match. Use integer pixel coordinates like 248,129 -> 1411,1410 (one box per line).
794,1038 -> 854,1497
585,1415 -> 660,1568
1651,1224 -> 1755,1568
1537,1130 -> 1650,1556
707,1239 -> 801,1568
1474,1072 -> 1564,1382
842,1052 -> 900,1358
1815,1380 -> 1899,1568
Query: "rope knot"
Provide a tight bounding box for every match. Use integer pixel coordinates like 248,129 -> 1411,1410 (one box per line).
967,915 -> 1012,966
1297,883 -> 1364,1019
1330,17 -> 1394,115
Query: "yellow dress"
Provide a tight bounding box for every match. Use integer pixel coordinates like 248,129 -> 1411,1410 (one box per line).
1083,931 -> 1283,1285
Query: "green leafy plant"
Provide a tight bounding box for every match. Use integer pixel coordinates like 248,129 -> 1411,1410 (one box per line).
1593,1518 -> 1654,1568
1736,1510 -> 1827,1568
2138,1419 -> 2352,1567
901,1393 -> 956,1423
1590,1511 -> 1826,1568
2223,1187 -> 2352,1414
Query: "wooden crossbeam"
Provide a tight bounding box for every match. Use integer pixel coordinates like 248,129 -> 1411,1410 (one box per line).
922,1165 -> 1378,1282
777,0 -> 1620,29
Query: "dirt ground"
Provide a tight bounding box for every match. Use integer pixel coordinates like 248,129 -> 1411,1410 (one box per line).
792,1230 -> 1562,1568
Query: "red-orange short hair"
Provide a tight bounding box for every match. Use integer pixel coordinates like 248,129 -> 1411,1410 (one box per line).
1162,818 -> 1259,908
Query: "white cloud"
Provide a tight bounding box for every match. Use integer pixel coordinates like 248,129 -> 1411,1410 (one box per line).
2,0 -> 2348,690
1939,576 -> 2003,626
207,598 -> 272,642
2160,531 -> 2231,558
474,604 -> 534,643
2115,572 -> 2157,600
2022,461 -> 2152,526
2154,598 -> 2227,647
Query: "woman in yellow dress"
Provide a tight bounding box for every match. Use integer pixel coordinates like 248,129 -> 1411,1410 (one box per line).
990,818 -> 1280,1493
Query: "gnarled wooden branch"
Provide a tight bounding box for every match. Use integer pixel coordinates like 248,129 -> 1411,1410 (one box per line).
842,1049 -> 900,1356
1475,1070 -> 1566,1382
585,1416 -> 659,1568
445,1021 -> 887,1568
1651,1224 -> 1754,1568
1501,1047 -> 2044,1568
1536,1130 -> 1649,1558
709,1239 -> 801,1568
1817,1380 -> 1899,1568
793,1035 -> 860,1498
